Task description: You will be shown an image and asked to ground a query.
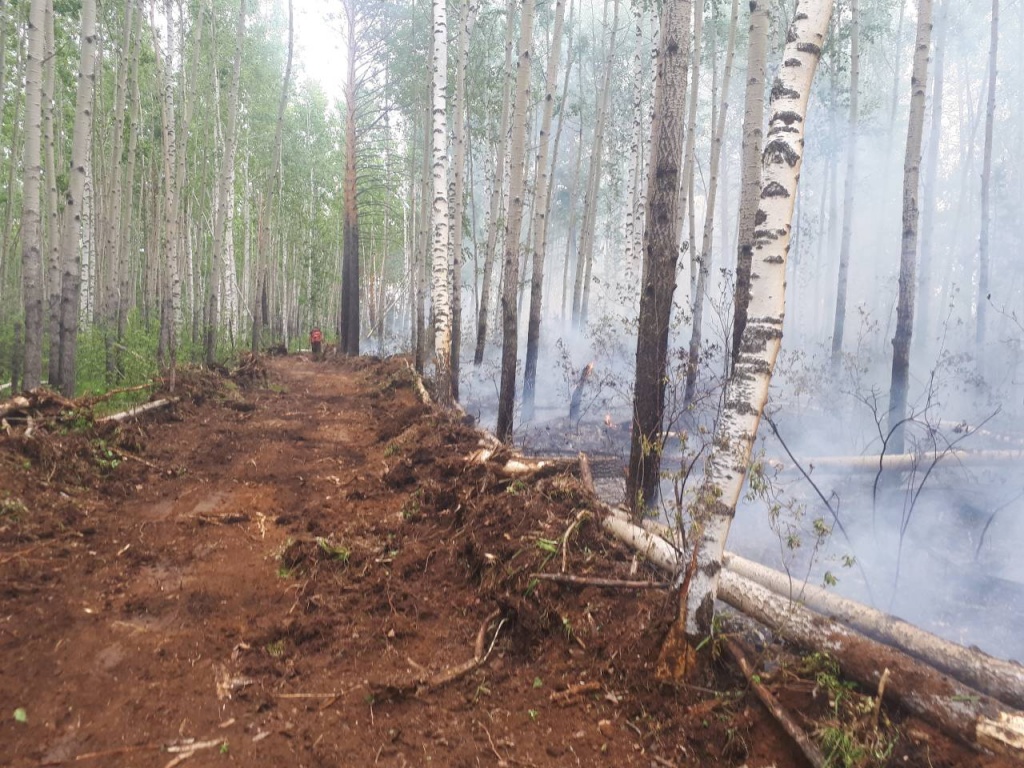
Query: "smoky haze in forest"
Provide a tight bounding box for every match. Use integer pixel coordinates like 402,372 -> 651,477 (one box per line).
1,0 -> 1022,666
454,0 -> 1024,663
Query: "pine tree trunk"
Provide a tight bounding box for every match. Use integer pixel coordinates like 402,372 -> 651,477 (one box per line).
522,0 -> 567,422
887,0 -> 933,455
474,0 -> 516,366
668,1 -> 832,660
830,0 -> 860,371
730,0 -> 767,368
56,0 -> 98,397
495,0 -> 535,443
430,0 -> 453,406
976,0 -> 998,367
683,0 -> 737,405
625,0 -> 692,515
21,0 -> 46,390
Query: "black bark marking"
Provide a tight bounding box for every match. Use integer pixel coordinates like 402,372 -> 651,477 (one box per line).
754,209 -> 767,226
771,78 -> 799,101
797,42 -> 822,57
763,139 -> 800,168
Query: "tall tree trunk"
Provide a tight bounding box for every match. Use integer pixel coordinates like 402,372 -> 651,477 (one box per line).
571,0 -> 619,331
625,0 -> 692,515
449,0 -> 479,399
56,0 -> 98,397
681,0 -> 704,302
43,0 -> 59,387
522,0 -> 567,422
340,0 -> 360,356
668,1 -> 831,665
254,0 -> 293,353
976,0 -> 998,368
830,0 -> 861,371
683,0 -> 737,406
474,0 -> 516,366
495,0 -> 535,443
730,0 -> 768,368
21,0 -> 46,390
623,2 -> 646,271
887,0 -> 933,455
916,0 -> 948,353
430,0 -> 453,406
206,0 -> 245,366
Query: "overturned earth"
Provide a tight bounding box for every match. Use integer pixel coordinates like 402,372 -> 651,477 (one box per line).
0,355 -> 1017,767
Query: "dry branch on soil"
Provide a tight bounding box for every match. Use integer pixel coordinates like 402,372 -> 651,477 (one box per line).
724,637 -> 826,768
99,398 -> 174,424
782,449 -> 1024,473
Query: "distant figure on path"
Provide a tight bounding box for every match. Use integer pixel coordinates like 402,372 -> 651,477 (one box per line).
310,327 -> 324,360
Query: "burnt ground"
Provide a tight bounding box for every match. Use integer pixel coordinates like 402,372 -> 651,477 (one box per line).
0,355 -> 1017,768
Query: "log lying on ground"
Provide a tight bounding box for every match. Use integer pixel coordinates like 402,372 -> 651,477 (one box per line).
724,552 -> 1024,711
466,448 -> 576,477
99,399 -> 174,424
599,513 -> 1024,757
718,571 -> 1024,758
936,420 -> 1024,448
0,396 -> 30,419
779,449 -> 1024,474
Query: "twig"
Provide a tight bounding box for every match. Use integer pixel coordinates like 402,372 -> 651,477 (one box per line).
87,383 -> 154,406
560,510 -> 589,573
475,608 -> 502,660
725,637 -> 826,768
0,543 -> 47,565
530,573 -> 669,590
550,681 -> 602,705
872,667 -> 891,729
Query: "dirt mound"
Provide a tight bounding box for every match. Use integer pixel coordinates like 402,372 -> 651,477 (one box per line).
0,356 -> 1010,767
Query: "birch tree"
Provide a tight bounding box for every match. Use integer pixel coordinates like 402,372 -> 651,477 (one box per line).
625,0 -> 691,515
448,0 -> 479,399
495,0 -> 534,442
21,0 -> 46,390
976,0 -> 998,367
888,0 -> 933,455
474,0 -> 515,366
522,0 -> 567,422
56,0 -> 98,397
430,0 -> 453,406
666,0 -> 831,666
830,0 -> 860,372
683,0 -> 738,405
730,0 -> 768,367
205,0 -> 245,366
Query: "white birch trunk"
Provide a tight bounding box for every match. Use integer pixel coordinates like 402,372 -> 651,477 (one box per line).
680,1 -> 832,641
55,0 -> 97,397
430,0 -> 453,406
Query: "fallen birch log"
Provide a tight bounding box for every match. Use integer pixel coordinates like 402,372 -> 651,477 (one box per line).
599,513 -> 1024,757
723,552 -> 1024,711
0,395 -> 30,419
781,449 -> 1024,474
718,570 -> 1024,758
466,448 -> 575,477
99,399 -> 174,424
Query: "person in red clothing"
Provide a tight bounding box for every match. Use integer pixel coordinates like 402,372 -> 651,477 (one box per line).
310,327 -> 324,360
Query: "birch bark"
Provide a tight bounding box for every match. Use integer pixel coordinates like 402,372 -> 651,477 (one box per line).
671,0 -> 832,657
976,0 -> 998,367
430,0 -> 453,406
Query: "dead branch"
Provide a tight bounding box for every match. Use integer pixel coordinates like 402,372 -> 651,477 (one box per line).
725,636 -> 826,768
560,510 -> 590,573
781,449 -> 1024,473
85,383 -> 154,406
530,573 -> 669,590
549,681 -> 603,706
99,399 -> 174,424
474,608 -> 502,660
0,395 -> 29,419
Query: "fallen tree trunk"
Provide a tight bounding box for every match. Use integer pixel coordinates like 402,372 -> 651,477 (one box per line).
723,551 -> 1024,711
599,512 -> 1024,758
782,449 -> 1024,473
0,396 -> 30,419
718,570 -> 1024,758
99,399 -> 174,424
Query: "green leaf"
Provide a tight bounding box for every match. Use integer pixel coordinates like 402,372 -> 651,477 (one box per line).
13,707 -> 27,723
533,677 -> 543,688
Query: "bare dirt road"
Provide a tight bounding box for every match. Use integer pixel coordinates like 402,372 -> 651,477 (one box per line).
0,356 -> 1008,767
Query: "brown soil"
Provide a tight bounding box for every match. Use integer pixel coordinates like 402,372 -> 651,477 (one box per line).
0,356 -> 1015,767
